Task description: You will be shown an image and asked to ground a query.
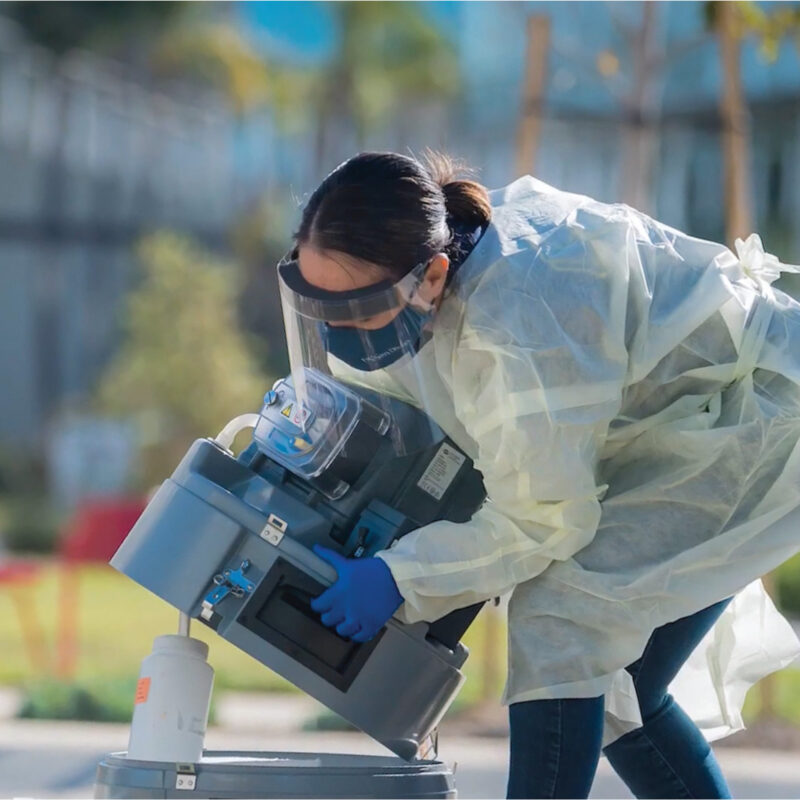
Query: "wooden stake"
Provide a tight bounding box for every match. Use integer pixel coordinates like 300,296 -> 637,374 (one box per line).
620,2 -> 661,212
9,586 -> 50,676
56,563 -> 80,681
718,2 -> 754,245
515,16 -> 551,178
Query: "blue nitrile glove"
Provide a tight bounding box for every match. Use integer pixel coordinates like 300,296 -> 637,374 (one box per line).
310,545 -> 403,642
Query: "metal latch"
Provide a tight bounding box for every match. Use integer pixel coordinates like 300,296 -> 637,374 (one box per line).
260,513 -> 287,546
175,763 -> 196,791
351,526 -> 370,558
200,559 -> 255,621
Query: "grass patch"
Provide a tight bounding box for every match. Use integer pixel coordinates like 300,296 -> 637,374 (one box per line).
0,563 -> 294,691
11,564 -> 798,730
0,563 -> 506,702
775,553 -> 800,617
743,668 -> 800,726
19,678 -> 139,723
302,709 -> 357,732
18,677 -> 217,724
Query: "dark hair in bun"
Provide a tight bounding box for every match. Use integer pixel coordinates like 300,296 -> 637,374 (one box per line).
295,150 -> 491,281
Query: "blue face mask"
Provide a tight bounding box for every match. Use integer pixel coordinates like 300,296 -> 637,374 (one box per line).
315,222 -> 486,373
322,305 -> 431,372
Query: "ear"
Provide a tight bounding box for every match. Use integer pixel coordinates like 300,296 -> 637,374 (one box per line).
417,254 -> 449,307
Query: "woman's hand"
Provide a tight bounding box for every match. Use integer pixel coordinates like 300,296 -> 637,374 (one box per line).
310,545 -> 403,642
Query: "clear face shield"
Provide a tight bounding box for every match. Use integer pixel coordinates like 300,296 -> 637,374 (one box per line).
276,251 -> 443,456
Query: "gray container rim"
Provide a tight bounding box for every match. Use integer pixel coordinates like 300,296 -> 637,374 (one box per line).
95,750 -> 456,799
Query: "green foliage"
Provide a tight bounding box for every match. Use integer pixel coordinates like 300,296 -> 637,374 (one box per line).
319,3 -> 461,145
0,447 -> 42,497
775,554 -> 800,618
6,1 -> 184,56
17,677 -> 216,724
148,4 -> 461,145
10,1 -> 460,160
95,232 -> 270,486
735,1 -> 800,62
302,709 -> 357,732
704,2 -> 800,61
0,447 -> 58,554
18,678 -> 136,722
0,564 -> 297,690
230,195 -> 294,376
1,495 -> 60,554
151,24 -> 275,117
742,667 -> 800,725
339,3 -> 460,130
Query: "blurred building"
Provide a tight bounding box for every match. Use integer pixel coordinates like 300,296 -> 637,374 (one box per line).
0,18 -> 239,447
1,1 -> 799,455
243,2 -> 800,244
448,1 -> 800,247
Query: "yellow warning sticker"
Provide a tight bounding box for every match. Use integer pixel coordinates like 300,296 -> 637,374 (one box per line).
134,676 -> 151,704
280,401 -> 311,427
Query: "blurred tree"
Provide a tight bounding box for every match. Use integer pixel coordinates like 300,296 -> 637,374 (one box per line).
146,4 -> 460,165
150,23 -> 311,122
154,6 -> 462,368
4,1 -> 185,57
96,233 -> 269,486
229,195 -> 292,376
599,3 -> 719,212
515,16 -> 551,178
575,2 -> 800,222
712,1 -> 754,246
705,2 -> 800,62
314,3 -> 461,170
704,3 -> 800,721
614,3 -> 663,213
532,3 -> 712,212
704,1 -> 800,246
776,553 -> 800,618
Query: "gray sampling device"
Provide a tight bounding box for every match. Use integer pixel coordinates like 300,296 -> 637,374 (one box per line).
103,368 -> 487,796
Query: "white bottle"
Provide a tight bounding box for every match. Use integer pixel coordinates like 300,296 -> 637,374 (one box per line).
126,635 -> 214,763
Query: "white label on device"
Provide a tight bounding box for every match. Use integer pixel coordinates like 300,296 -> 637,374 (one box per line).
417,444 -> 466,500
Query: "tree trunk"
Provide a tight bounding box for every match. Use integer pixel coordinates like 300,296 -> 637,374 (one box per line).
718,1 -> 754,246
718,2 -> 770,715
515,16 -> 551,178
620,2 -> 662,213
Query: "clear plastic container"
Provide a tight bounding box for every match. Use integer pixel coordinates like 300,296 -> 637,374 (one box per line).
253,369 -> 389,497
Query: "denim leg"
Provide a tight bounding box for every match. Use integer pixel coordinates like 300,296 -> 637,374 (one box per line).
507,696 -> 604,799
603,599 -> 734,799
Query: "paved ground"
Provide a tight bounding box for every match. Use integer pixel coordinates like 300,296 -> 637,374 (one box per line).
1,718 -> 799,799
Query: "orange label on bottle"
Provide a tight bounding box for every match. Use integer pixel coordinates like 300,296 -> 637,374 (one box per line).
134,677 -> 151,704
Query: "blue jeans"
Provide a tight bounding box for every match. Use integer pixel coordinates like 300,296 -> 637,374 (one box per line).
507,599 -> 734,799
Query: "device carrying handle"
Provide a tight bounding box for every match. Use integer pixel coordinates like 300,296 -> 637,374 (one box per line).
215,413 -> 260,453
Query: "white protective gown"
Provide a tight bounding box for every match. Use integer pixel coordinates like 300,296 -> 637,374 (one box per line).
351,176 -> 800,744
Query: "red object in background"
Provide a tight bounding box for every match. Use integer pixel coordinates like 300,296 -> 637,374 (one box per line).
0,561 -> 41,582
55,497 -> 146,679
59,497 -> 145,563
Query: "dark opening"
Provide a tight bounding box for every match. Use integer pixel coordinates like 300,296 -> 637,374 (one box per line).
238,558 -> 383,692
